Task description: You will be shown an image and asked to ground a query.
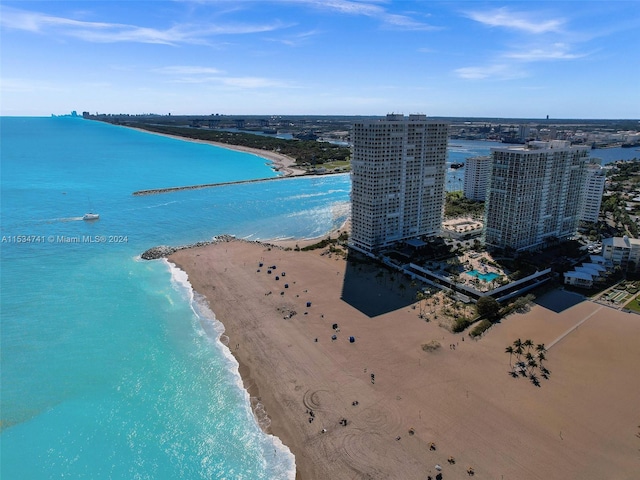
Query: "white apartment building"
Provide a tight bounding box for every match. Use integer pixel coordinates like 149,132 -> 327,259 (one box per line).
350,114 -> 448,253
463,155 -> 492,201
518,124 -> 532,142
484,140 -> 590,252
602,236 -> 640,271
581,163 -> 606,223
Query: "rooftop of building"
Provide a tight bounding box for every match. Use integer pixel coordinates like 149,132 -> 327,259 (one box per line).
490,140 -> 591,153
602,236 -> 640,248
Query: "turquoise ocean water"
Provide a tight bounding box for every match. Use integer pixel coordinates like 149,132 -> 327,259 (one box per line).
1,117 -> 351,479
2,118 -> 636,479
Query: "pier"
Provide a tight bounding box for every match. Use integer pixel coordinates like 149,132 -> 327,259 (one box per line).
132,175 -> 292,196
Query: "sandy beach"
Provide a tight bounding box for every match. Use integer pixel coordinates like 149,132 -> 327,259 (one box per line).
129,126 -> 307,176
168,239 -> 640,479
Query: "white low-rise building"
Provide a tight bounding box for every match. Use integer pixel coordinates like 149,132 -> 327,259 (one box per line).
564,270 -> 596,288
589,255 -> 613,267
564,261 -> 609,288
602,236 -> 640,272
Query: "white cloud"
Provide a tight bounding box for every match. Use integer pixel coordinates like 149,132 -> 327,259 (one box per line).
504,43 -> 589,61
267,29 -> 322,46
465,7 -> 565,34
302,0 -> 383,16
219,76 -> 291,88
154,65 -> 293,88
277,0 -> 439,30
155,66 -> 225,75
0,6 -> 287,45
454,64 -> 527,81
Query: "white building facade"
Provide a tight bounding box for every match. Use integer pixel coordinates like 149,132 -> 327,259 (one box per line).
580,163 -> 606,223
602,236 -> 640,271
350,114 -> 448,253
463,155 -> 492,201
484,141 -> 590,252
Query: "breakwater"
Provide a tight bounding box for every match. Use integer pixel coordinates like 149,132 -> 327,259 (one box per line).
141,234 -> 288,260
141,234 -> 235,259
132,175 -> 291,196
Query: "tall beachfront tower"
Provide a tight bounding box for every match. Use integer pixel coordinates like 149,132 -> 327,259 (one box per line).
350,114 -> 449,254
484,140 -> 590,252
581,163 -> 606,223
463,155 -> 492,201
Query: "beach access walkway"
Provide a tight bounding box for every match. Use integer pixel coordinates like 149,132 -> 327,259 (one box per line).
546,304 -> 604,350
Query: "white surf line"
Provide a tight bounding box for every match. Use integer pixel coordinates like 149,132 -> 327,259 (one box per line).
546,305 -> 604,351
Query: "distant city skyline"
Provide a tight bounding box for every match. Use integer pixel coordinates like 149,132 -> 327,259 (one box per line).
1,1 -> 639,118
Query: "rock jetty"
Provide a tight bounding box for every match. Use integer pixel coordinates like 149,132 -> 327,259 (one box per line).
133,176 -> 290,196
141,235 -> 236,260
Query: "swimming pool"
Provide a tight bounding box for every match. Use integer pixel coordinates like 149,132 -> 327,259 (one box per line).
465,270 -> 501,282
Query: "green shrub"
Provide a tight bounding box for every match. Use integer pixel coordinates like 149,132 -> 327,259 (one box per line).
452,317 -> 474,333
301,237 -> 335,251
470,319 -> 492,337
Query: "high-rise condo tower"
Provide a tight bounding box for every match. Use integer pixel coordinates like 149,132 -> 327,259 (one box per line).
350,114 -> 449,254
484,140 -> 590,252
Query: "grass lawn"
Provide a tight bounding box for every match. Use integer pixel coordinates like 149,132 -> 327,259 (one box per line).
623,294 -> 640,313
322,160 -> 351,170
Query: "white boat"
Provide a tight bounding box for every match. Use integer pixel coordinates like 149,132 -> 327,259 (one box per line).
83,213 -> 100,221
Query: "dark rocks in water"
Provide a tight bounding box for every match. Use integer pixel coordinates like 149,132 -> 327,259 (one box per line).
141,245 -> 176,260
140,235 -> 236,260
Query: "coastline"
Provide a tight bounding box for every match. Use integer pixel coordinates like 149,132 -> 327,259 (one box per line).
167,238 -> 640,479
126,126 -> 307,177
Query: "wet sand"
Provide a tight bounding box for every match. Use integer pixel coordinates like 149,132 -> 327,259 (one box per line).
169,240 -> 640,479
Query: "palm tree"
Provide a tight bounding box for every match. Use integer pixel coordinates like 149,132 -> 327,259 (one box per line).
507,338 -> 551,385
530,373 -> 540,387
513,339 -> 524,361
505,345 -> 514,368
416,291 -> 426,318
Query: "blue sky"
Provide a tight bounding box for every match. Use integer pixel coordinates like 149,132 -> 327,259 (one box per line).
1,1 -> 638,118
